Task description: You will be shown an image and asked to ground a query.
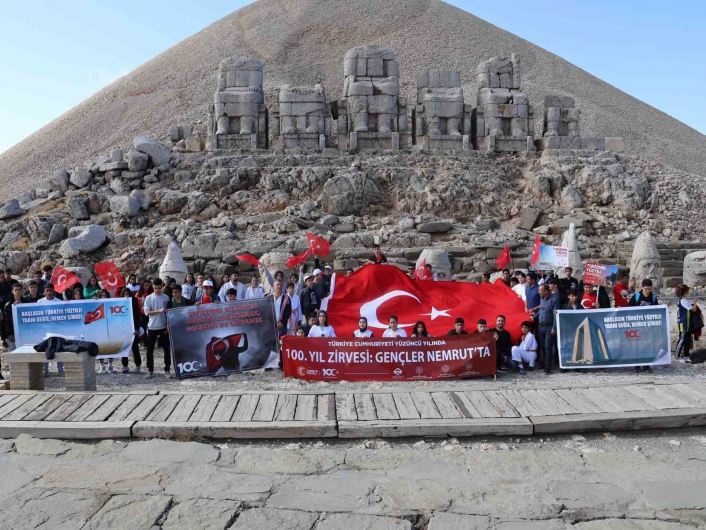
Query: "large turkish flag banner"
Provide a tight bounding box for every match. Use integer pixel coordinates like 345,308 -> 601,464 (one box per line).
322,265 -> 527,341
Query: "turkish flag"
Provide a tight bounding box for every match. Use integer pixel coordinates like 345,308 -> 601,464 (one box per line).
530,234 -> 542,266
95,261 -> 125,291
50,266 -> 81,294
414,259 -> 433,281
306,232 -> 331,256
84,303 -> 106,325
286,249 -> 312,269
205,333 -> 249,373
236,254 -> 261,267
495,245 -> 512,270
322,266 -> 528,341
581,293 -> 597,309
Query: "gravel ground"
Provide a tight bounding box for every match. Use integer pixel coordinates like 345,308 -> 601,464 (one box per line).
4,343 -> 705,393
2,0 -> 705,200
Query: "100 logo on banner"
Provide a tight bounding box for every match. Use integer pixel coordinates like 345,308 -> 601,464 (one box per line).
177,361 -> 201,373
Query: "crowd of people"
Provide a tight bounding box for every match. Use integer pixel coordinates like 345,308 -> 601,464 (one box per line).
0,258 -> 700,381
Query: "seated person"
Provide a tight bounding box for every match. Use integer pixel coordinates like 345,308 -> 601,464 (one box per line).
511,321 -> 538,374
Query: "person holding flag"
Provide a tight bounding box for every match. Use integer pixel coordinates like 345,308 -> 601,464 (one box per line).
94,261 -> 125,297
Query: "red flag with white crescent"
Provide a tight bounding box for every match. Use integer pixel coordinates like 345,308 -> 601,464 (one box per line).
50,266 -> 81,294
530,234 -> 542,266
95,261 -> 125,291
414,259 -> 432,281
322,266 -> 527,341
306,232 -> 331,256
84,303 -> 106,325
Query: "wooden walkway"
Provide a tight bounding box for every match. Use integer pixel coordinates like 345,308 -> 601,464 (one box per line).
1,382 -> 706,439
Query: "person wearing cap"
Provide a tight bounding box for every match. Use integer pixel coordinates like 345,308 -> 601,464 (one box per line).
447,317 -> 469,335
368,245 -> 388,265
245,276 -> 266,299
299,273 -> 319,324
312,268 -> 327,302
195,280 -> 221,305
218,271 -> 246,301
36,283 -> 65,376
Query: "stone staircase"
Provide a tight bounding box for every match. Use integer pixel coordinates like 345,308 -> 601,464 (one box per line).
617,241 -> 706,289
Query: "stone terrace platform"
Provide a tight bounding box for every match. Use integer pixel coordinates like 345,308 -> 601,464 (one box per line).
1,382 -> 706,440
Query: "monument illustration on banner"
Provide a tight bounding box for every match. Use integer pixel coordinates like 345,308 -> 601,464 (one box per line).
571,317 -> 611,364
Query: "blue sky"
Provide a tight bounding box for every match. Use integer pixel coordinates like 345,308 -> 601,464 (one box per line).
0,0 -> 703,154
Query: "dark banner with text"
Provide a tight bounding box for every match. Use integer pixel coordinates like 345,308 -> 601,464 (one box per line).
281,333 -> 496,381
167,298 -> 280,379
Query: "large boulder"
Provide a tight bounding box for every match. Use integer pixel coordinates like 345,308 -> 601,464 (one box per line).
48,224 -> 66,245
683,251 -> 706,288
59,225 -> 109,258
416,248 -> 452,280
159,242 -> 188,284
160,190 -> 189,215
66,197 -> 90,220
319,172 -> 379,216
629,231 -> 663,293
0,251 -> 30,273
0,199 -> 25,220
51,170 -> 70,193
69,169 -> 92,188
127,150 -> 149,172
64,267 -> 92,287
258,252 -> 296,292
134,136 -> 171,167
130,190 -> 150,210
109,196 -> 140,217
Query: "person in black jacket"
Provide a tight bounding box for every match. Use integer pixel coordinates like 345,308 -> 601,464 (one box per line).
120,287 -> 143,373
1,283 -> 26,378
299,274 -> 319,324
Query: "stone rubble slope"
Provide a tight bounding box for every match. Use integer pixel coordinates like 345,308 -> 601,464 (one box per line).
1,0 -> 705,200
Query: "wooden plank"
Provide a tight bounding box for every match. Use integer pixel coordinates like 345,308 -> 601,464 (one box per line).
160,389 -> 334,396
252,394 -> 278,422
45,395 -> 93,422
22,394 -> 71,421
354,394 -> 377,421
392,393 -> 421,420
295,395 -> 317,421
499,389 -> 542,417
431,392 -> 463,419
483,391 -> 521,418
519,390 -> 563,416
66,395 -> 111,422
0,421 -> 134,439
231,394 -> 259,422
338,418 -> 534,438
335,394 -> 357,421
109,394 -> 147,422
85,394 -> 129,422
465,391 -> 502,418
536,389 -> 580,415
449,392 -> 483,419
373,394 -> 401,420
211,395 -> 240,422
670,383 -> 706,405
599,386 -> 656,412
410,392 -> 441,419
623,385 -> 686,410
317,394 -> 336,422
554,388 -> 605,414
190,395 -> 221,422
167,395 -> 202,422
123,395 -> 163,421
531,408 -> 706,434
0,394 -> 34,419
0,393 -> 20,409
274,394 -> 297,421
574,388 -> 621,413
146,395 -> 183,422
689,382 -> 706,398
2,394 -> 53,421
133,420 -> 337,439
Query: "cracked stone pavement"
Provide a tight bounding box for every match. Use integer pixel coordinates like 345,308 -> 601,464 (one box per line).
2,430 -> 706,529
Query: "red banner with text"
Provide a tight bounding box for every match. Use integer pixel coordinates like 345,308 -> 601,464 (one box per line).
282,333 -> 496,381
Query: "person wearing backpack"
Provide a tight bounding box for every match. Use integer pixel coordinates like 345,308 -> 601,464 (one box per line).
627,279 -> 659,373
675,284 -> 701,361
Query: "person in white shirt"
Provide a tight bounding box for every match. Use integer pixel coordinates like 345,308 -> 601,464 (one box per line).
287,282 -> 301,335
218,271 -> 246,301
512,272 -> 527,302
36,283 -> 65,376
511,321 -> 538,374
245,276 -> 266,299
308,310 -> 337,338
181,273 -> 197,301
382,315 -> 408,338
354,316 -> 374,338
126,274 -> 141,294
